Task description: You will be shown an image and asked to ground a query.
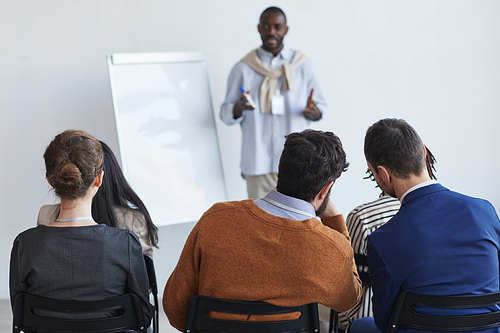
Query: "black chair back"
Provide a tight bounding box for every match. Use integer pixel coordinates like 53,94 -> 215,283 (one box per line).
328,309 -> 339,333
144,254 -> 159,333
388,290 -> 500,332
12,293 -> 147,333
184,295 -> 320,333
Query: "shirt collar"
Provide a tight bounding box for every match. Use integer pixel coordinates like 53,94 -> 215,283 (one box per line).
400,180 -> 438,203
256,45 -> 293,63
260,190 -> 316,218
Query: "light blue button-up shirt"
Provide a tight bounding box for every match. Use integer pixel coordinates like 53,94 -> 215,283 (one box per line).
254,190 -> 317,220
220,46 -> 327,177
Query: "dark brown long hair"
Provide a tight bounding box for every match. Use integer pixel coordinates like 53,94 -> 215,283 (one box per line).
91,141 -> 158,248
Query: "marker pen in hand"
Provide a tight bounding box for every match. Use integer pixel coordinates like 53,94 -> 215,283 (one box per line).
240,87 -> 257,109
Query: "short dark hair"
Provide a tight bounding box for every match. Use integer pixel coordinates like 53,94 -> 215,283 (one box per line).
260,6 -> 287,23
277,129 -> 349,202
364,118 -> 425,179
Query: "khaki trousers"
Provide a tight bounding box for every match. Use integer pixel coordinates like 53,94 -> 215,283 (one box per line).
245,173 -> 278,199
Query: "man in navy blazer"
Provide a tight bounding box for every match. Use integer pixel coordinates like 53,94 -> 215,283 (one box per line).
349,118 -> 500,333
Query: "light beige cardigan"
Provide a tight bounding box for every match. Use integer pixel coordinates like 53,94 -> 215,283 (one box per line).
241,49 -> 308,114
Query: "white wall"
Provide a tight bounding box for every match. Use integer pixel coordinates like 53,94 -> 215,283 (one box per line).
1,0 -> 499,303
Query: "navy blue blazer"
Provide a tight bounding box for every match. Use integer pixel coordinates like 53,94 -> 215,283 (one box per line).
367,183 -> 500,333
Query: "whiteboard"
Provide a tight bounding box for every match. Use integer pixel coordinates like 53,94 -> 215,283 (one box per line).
107,52 -> 227,226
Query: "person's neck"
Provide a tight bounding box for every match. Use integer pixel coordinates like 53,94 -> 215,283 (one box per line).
394,173 -> 432,200
262,45 -> 283,57
52,195 -> 96,227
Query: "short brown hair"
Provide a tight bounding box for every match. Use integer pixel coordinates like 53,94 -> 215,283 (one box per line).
44,129 -> 103,199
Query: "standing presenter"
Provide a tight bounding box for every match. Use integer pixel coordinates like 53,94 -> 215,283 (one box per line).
221,6 -> 327,199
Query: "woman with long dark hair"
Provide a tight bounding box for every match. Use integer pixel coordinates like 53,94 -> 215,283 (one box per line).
92,141 -> 158,254
38,140 -> 158,255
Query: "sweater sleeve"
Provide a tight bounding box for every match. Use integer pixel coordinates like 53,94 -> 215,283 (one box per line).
320,214 -> 362,311
163,223 -> 201,331
321,214 -> 350,240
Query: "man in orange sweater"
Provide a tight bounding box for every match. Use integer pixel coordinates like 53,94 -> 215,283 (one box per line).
163,129 -> 362,331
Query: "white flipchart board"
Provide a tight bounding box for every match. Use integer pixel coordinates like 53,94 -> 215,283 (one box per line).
107,52 -> 227,226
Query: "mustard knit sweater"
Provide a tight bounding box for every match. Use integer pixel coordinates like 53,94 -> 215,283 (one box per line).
163,199 -> 362,331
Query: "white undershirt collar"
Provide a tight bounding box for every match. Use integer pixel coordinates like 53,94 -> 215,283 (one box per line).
400,180 -> 438,203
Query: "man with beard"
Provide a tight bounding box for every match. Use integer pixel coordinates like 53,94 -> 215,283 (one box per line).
220,6 -> 327,200
163,129 -> 362,332
348,118 -> 500,333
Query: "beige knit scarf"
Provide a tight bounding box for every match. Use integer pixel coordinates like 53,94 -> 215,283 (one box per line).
241,49 -> 308,114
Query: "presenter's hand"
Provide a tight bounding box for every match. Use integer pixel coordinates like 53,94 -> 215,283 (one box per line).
233,90 -> 255,119
301,88 -> 322,121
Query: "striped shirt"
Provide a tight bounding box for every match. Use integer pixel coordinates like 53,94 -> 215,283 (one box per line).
339,194 -> 400,329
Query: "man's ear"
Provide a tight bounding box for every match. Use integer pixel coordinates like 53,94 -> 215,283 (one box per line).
318,181 -> 334,201
310,181 -> 334,211
377,165 -> 392,183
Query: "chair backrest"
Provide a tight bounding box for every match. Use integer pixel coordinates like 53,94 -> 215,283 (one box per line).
184,295 -> 320,333
354,254 -> 371,286
328,309 -> 339,333
144,254 -> 159,333
387,290 -> 500,333
12,293 -> 147,333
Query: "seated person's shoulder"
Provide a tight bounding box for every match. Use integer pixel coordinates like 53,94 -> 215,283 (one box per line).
37,204 -> 60,225
313,217 -> 353,251
204,199 -> 253,216
13,226 -> 39,244
113,205 -> 146,228
92,225 -> 143,254
103,223 -> 140,238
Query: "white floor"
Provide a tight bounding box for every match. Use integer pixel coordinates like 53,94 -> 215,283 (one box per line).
0,298 -> 179,333
0,300 -> 10,333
